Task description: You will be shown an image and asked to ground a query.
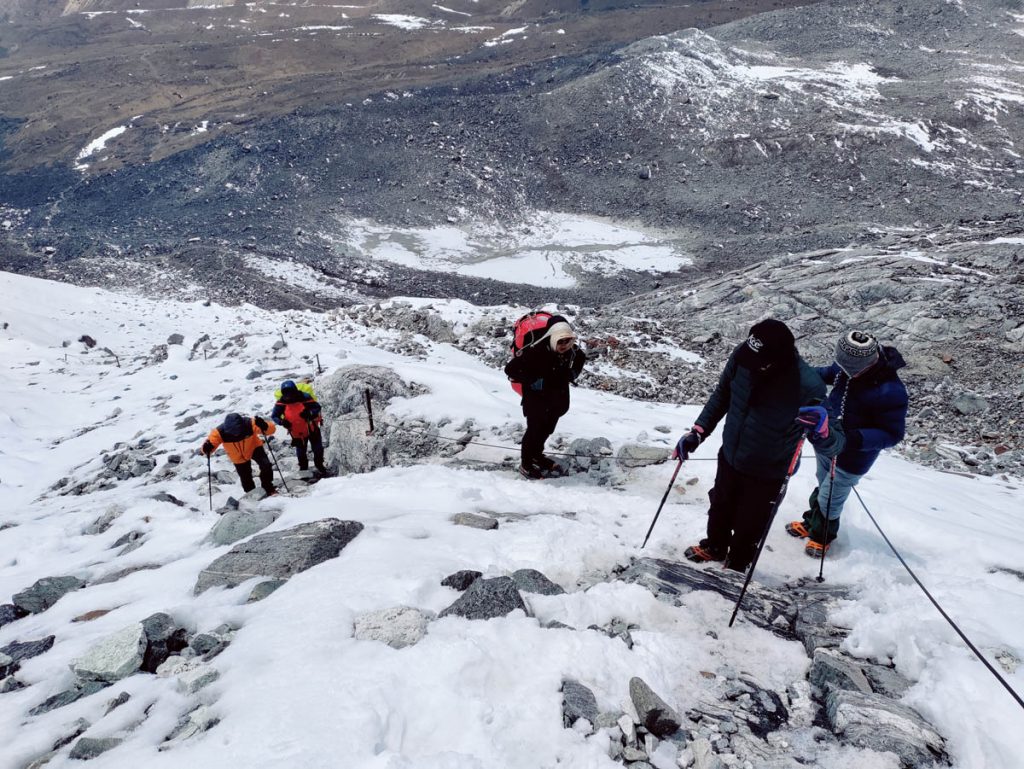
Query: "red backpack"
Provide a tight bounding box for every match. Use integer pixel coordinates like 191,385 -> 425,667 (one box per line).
508,311 -> 554,395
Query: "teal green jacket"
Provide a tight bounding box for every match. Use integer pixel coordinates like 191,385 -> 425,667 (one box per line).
696,345 -> 844,479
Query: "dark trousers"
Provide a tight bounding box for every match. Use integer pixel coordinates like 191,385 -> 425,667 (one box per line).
522,409 -> 561,467
235,446 -> 275,494
705,452 -> 786,572
294,428 -> 325,471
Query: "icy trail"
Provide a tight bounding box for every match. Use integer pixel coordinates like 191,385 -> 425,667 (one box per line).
0,272 -> 1022,768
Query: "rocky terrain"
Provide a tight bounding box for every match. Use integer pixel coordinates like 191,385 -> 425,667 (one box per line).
2,0 -> 1022,472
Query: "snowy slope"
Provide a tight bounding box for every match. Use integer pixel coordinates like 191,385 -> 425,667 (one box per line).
0,272 -> 1022,768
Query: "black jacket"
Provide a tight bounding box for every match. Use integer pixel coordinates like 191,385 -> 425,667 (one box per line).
696,345 -> 843,479
505,343 -> 586,418
816,346 -> 908,475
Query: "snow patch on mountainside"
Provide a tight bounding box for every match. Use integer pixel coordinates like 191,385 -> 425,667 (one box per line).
330,213 -> 692,288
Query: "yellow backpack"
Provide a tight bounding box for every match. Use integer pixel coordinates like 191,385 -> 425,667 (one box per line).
274,381 -> 317,400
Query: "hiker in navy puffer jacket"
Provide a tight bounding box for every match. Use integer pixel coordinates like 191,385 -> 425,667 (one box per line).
786,331 -> 908,556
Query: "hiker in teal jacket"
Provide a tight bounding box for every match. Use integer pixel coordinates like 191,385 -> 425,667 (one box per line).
674,319 -> 844,572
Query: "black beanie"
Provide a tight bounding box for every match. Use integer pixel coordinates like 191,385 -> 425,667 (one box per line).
736,318 -> 795,369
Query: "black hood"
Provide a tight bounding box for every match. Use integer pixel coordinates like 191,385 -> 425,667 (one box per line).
218,413 -> 252,442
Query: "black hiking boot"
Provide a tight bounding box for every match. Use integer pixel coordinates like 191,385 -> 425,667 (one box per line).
519,463 -> 545,480
536,455 -> 565,477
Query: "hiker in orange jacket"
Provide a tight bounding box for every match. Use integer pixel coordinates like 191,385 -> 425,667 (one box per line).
200,413 -> 277,496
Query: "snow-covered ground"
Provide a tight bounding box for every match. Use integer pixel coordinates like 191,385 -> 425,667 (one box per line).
0,271 -> 1022,768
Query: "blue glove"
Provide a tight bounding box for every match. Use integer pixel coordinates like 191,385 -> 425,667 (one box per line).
529,378 -> 544,391
796,406 -> 829,442
672,427 -> 704,460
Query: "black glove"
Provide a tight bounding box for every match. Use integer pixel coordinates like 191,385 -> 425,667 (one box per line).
281,419 -> 292,430
672,427 -> 704,460
254,416 -> 269,432
201,440 -> 215,457
299,408 -> 312,421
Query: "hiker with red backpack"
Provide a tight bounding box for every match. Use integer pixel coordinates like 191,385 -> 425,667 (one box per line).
271,380 -> 330,476
504,313 -> 586,479
674,319 -> 843,572
200,413 -> 278,496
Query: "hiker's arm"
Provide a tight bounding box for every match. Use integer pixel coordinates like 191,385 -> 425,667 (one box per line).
695,352 -> 737,435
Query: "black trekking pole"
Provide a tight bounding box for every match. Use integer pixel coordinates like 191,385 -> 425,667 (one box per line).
364,388 -> 375,436
641,459 -> 683,549
729,436 -> 805,628
817,456 -> 837,582
207,455 -> 213,512
264,437 -> 291,493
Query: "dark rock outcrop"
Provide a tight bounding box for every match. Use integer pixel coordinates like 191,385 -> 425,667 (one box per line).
194,519 -> 364,594
439,577 -> 527,621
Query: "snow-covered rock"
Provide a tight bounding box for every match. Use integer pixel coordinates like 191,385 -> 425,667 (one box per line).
353,606 -> 432,648
13,576 -> 86,614
207,507 -> 281,546
72,623 -> 147,683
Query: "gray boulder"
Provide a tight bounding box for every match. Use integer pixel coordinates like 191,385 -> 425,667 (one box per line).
825,688 -> 947,767
1,674 -> 25,693
326,417 -> 388,475
164,704 -> 219,746
29,680 -> 109,716
510,568 -> 565,595
439,577 -> 527,621
629,677 -> 682,738
616,444 -> 669,468
316,364 -> 421,430
441,570 -> 482,591
208,508 -> 281,546
0,635 -> 55,676
70,737 -> 122,760
452,513 -> 498,530
167,333 -> 185,345
562,678 -> 599,729
177,666 -> 220,694
103,450 -> 157,481
247,579 -> 287,603
13,576 -> 86,614
72,623 -> 147,683
809,649 -> 872,695
951,392 -> 988,415
189,633 -> 222,656
140,613 -> 188,673
194,519 -> 364,594
353,606 -> 432,648
861,662 -> 912,699
568,437 -> 613,469
83,506 -> 123,535
0,603 -> 28,628
690,738 -> 723,769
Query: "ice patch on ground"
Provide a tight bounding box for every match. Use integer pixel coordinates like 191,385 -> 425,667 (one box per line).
330,213 -> 692,288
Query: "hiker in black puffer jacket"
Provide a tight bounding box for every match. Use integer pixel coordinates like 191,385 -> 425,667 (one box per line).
674,319 -> 844,572
786,331 -> 908,556
504,316 -> 586,479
